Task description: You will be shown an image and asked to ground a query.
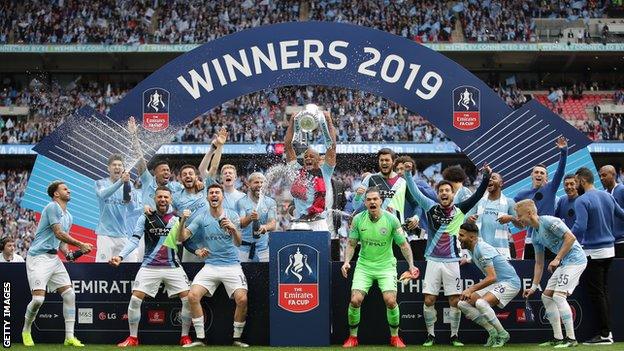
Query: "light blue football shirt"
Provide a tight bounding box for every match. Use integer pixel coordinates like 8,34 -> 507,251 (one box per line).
186,208 -> 241,266
172,186 -> 208,224
454,186 -> 473,204
471,240 -> 521,288
139,170 -> 183,209
533,215 -> 587,266
236,194 -> 277,252
223,188 -> 245,212
95,177 -> 130,238
466,196 -> 516,252
29,201 -> 73,256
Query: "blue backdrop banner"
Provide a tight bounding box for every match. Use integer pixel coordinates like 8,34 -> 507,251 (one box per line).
24,22 -> 597,230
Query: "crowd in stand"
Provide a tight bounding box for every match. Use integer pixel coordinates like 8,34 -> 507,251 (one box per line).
593,113 -> 624,140
0,169 -> 37,258
460,0 -> 608,43
309,0 -> 456,42
0,0 -> 300,45
3,80 -> 624,144
0,83 -> 453,145
174,87 -> 451,144
0,0 -> 614,45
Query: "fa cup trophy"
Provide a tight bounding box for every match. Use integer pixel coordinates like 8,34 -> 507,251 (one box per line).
293,104 -> 333,149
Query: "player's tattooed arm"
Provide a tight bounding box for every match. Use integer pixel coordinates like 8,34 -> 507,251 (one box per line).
341,239 -> 358,278
177,209 -> 192,243
59,242 -> 70,256
398,241 -> 416,272
403,162 -> 436,211
51,223 -> 92,253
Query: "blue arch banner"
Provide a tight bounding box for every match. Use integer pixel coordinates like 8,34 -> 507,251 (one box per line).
24,22 -> 596,228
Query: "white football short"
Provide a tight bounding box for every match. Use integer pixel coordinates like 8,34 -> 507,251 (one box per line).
96,235 -> 139,262
546,263 -> 587,294
133,266 -> 190,298
422,260 -> 462,296
476,281 -> 521,308
191,264 -> 248,298
26,254 -> 72,291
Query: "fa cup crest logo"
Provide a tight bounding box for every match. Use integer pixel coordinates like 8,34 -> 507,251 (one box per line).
278,244 -> 319,313
142,88 -> 170,132
284,247 -> 313,282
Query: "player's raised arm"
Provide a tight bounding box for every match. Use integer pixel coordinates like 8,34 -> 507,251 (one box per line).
128,116 -> 147,176
176,209 -> 192,241
403,162 -> 436,211
200,127 -> 228,180
178,213 -> 194,243
458,163 -> 492,214
323,111 -> 337,167
284,111 -> 297,163
547,136 -> 568,193
95,171 -> 129,199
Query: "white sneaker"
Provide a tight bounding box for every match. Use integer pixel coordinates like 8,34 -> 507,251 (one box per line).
182,341 -> 206,348
582,335 -> 613,345
233,340 -> 249,347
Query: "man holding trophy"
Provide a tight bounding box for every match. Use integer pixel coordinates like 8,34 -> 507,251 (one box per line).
284,104 -> 337,231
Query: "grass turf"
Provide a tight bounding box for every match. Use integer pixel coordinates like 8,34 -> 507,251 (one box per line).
6,344 -> 624,350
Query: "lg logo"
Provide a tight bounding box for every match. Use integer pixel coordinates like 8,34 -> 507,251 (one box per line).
98,312 -> 117,321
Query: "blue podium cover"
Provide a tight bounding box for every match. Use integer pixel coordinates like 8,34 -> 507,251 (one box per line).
269,231 -> 331,346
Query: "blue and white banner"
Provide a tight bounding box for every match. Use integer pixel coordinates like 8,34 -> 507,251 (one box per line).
24,22 -> 596,228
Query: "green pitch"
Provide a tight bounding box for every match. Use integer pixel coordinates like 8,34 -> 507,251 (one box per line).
6,344 -> 624,350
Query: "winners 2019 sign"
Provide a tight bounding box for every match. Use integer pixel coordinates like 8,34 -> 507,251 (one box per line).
23,22 -> 596,250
